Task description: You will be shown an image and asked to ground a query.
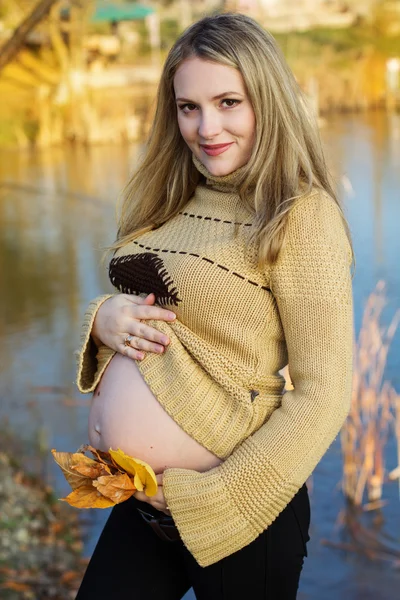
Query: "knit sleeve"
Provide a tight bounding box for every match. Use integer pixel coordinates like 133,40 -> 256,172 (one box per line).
162,191 -> 354,567
75,294 -> 117,393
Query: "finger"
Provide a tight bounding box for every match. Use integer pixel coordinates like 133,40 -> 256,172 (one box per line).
143,293 -> 156,304
133,492 -> 165,510
123,293 -> 156,306
121,303 -> 176,324
134,323 -> 171,348
134,490 -> 149,503
134,305 -> 176,322
121,344 -> 145,361
122,332 -> 165,355
128,337 -> 165,354
134,486 -> 164,502
133,491 -> 170,515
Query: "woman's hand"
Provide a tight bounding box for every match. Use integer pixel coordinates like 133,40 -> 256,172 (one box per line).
92,293 -> 176,360
134,473 -> 171,516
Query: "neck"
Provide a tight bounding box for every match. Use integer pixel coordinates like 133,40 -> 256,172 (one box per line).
192,154 -> 248,193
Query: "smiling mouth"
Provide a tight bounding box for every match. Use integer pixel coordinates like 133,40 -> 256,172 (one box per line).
200,142 -> 234,156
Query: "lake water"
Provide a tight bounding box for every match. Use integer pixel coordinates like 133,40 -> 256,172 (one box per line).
0,112 -> 399,599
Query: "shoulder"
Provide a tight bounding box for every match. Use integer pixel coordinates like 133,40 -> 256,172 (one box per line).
271,189 -> 353,301
289,188 -> 341,227
284,188 -> 352,263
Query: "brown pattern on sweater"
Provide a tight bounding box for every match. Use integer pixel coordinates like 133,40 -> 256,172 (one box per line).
109,253 -> 182,306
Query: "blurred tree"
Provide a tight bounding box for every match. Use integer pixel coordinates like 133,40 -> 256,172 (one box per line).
0,0 -> 58,72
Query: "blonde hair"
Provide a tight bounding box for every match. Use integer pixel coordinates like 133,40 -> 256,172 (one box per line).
110,12 -> 354,268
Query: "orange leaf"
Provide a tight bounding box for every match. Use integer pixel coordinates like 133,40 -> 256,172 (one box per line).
61,486 -> 115,509
70,453 -> 111,479
51,450 -> 92,490
93,473 -> 136,504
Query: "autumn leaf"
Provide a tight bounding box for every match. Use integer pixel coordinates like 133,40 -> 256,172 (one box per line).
70,453 -> 111,479
61,486 -> 115,509
80,444 -> 121,470
93,473 -> 136,504
51,450 -> 92,490
109,448 -> 158,497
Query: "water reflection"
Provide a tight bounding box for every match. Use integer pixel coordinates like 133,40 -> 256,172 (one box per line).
0,145 -> 141,439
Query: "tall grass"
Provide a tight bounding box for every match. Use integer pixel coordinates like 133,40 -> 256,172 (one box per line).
338,280 -> 400,563
342,280 -> 400,506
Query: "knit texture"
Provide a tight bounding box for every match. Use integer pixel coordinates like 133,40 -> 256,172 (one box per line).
76,156 -> 354,566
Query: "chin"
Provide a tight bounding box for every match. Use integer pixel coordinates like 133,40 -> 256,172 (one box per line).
203,159 -> 240,177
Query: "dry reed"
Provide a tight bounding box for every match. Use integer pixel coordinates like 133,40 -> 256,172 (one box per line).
337,280 -> 400,563
341,280 -> 400,505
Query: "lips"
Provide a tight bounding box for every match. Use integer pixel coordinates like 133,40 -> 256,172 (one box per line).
201,143 -> 232,148
200,142 -> 234,156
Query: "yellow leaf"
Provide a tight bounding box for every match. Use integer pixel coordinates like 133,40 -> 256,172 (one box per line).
109,448 -> 157,497
93,473 -> 136,504
61,486 -> 115,509
51,450 -> 92,490
133,472 -> 144,492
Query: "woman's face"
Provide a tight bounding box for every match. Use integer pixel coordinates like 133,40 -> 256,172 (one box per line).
173,57 -> 256,177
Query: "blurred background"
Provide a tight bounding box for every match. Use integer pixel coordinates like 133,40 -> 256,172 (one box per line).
0,1 -> 399,598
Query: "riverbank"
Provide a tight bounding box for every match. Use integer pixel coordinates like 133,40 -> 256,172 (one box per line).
0,21 -> 399,148
0,425 -> 86,599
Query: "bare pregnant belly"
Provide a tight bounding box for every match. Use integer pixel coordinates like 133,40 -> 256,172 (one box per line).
88,353 -> 222,474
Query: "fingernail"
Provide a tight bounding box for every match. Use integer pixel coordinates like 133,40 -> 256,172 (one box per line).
161,337 -> 169,345
168,313 -> 176,320
156,346 -> 164,353
137,353 -> 145,360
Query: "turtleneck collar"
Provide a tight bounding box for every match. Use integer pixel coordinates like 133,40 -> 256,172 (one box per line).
192,154 -> 248,193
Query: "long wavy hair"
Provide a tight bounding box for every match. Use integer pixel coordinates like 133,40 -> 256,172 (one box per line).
110,12 -> 354,268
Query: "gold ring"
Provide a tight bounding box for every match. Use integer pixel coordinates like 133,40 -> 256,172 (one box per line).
124,334 -> 134,347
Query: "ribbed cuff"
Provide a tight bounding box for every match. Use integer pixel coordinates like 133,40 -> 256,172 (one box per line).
163,465 -> 255,567
162,437 -> 298,567
75,294 -> 116,393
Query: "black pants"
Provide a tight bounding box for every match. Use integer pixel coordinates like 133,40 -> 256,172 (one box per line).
76,483 -> 310,600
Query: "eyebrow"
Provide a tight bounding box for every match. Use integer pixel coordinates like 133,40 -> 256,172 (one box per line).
175,91 -> 244,102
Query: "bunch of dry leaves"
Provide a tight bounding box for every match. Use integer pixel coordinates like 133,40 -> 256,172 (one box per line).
52,445 -> 157,508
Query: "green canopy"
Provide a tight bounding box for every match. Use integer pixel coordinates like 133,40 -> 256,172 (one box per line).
91,3 -> 155,23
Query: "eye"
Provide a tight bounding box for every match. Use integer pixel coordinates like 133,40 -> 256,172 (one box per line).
221,99 -> 241,108
178,103 -> 197,113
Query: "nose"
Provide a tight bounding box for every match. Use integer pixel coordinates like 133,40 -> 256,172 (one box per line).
198,109 -> 222,140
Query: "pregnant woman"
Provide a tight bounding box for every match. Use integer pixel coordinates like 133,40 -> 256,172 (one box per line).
75,13 -> 354,600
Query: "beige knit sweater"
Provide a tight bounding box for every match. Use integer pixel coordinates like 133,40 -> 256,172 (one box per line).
76,156 -> 354,567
